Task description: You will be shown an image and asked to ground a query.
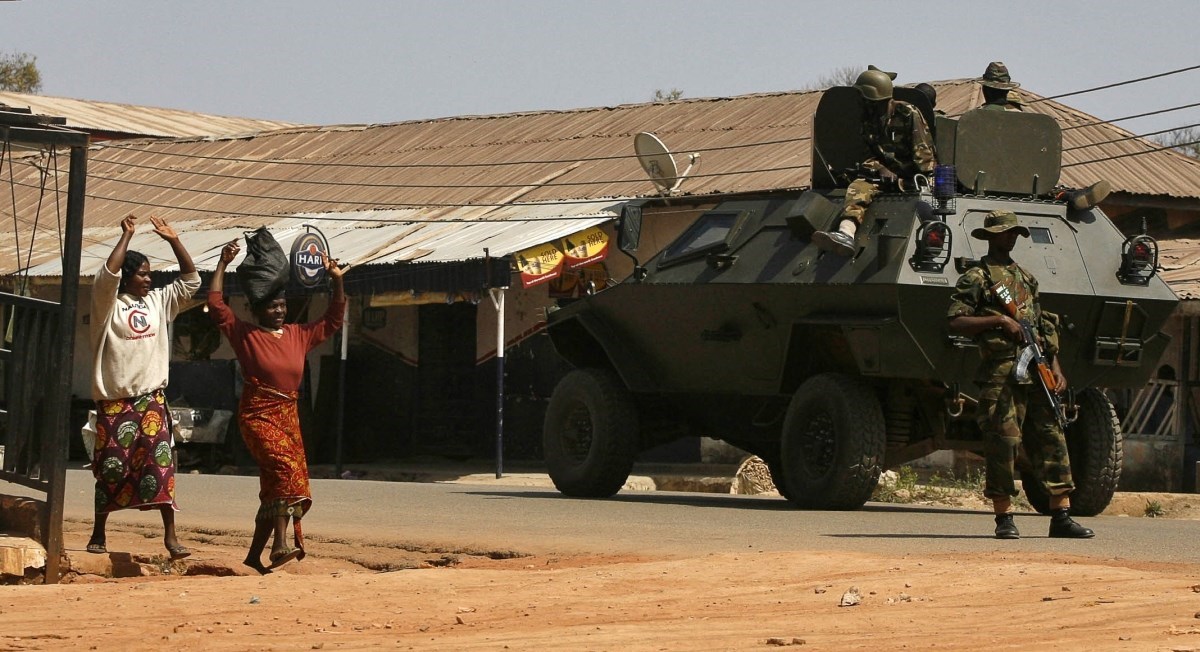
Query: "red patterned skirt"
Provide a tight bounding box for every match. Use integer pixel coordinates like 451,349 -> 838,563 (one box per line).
239,378 -> 312,543
92,389 -> 177,514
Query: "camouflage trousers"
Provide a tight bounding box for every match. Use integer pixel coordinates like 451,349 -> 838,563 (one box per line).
839,178 -> 881,226
976,381 -> 1074,499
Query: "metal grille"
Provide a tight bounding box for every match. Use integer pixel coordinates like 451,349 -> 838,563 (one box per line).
0,105 -> 89,583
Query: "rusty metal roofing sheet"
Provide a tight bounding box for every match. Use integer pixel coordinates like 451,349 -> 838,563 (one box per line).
20,200 -> 621,277
3,81 -> 1200,281
1159,238 -> 1200,300
0,91 -> 303,139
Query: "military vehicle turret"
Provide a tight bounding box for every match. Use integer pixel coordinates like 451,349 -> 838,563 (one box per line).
541,84 -> 1179,514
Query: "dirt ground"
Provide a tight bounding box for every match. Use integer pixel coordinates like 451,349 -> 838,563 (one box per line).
2,511 -> 1200,652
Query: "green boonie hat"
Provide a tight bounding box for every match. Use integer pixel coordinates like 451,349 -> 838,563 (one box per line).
980,61 -> 1020,90
971,210 -> 1031,240
867,64 -> 898,81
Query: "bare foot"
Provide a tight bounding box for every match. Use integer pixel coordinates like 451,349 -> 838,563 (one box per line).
243,557 -> 272,575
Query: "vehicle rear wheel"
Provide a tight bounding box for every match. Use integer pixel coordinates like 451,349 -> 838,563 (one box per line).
543,368 -> 638,498
1021,388 -> 1122,516
779,373 -> 886,510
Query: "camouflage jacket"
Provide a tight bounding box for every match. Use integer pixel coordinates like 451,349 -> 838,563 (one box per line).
946,255 -> 1061,383
978,101 -> 1022,113
862,100 -> 937,179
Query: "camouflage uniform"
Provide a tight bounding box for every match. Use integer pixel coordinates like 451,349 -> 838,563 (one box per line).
947,255 -> 1074,500
840,100 -> 937,226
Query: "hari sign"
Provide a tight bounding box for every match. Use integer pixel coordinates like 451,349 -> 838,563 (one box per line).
290,229 -> 330,288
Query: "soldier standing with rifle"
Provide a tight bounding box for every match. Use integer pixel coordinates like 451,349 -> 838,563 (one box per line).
947,210 -> 1095,540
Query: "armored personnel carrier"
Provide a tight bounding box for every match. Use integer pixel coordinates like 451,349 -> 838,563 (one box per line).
542,85 -> 1179,514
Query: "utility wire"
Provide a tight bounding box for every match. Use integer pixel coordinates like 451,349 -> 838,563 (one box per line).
1029,64 -> 1200,103
75,162 -> 806,208
1063,122 -> 1200,152
98,133 -> 812,170
1063,137 -> 1200,168
1061,101 -> 1200,130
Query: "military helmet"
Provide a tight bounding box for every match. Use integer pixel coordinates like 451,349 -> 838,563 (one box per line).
867,64 -> 898,81
854,69 -> 894,101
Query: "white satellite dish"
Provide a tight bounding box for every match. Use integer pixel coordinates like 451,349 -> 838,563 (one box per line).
633,132 -> 699,195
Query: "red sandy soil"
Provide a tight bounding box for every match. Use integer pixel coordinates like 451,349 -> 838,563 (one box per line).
1,516 -> 1199,651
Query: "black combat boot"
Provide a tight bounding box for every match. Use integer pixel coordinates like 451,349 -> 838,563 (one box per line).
1048,508 -> 1095,538
994,514 -> 1019,539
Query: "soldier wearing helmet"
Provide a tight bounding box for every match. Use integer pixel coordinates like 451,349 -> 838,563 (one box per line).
947,210 -> 1095,541
812,66 -> 937,257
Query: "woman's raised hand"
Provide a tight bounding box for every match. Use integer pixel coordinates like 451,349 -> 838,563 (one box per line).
219,240 -> 241,266
120,214 -> 138,235
149,215 -> 179,241
321,252 -> 346,279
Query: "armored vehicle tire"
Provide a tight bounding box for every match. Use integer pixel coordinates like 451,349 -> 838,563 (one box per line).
543,368 -> 638,498
1021,388 -> 1122,517
779,373 -> 886,510
757,450 -> 794,501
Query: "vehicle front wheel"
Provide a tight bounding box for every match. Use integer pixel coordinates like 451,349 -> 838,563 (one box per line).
779,373 -> 886,510
543,368 -> 638,498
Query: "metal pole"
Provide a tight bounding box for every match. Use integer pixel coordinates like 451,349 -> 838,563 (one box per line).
334,301 -> 349,478
44,144 -> 87,583
490,288 -> 505,478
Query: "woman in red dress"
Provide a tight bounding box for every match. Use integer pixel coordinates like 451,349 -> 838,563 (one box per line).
209,239 -> 345,574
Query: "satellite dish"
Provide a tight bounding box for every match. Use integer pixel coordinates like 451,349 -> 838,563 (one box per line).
633,132 -> 699,195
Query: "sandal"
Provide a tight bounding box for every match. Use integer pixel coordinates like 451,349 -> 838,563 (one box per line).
166,543 -> 192,560
86,539 -> 107,554
268,547 -> 302,569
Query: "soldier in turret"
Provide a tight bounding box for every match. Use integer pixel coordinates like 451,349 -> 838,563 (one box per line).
978,61 -> 1022,112
812,67 -> 937,257
946,210 -> 1096,540
975,61 -> 1110,210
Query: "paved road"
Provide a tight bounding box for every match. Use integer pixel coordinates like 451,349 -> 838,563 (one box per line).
35,469 -> 1200,564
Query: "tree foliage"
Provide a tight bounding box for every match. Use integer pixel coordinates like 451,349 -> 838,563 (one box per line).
1154,126 -> 1200,160
802,66 -> 862,91
652,88 -> 684,102
0,51 -> 42,93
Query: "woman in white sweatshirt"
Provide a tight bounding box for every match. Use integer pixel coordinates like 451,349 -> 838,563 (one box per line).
87,214 -> 199,559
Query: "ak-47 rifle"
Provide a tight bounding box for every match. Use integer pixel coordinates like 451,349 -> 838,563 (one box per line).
991,281 -> 1073,429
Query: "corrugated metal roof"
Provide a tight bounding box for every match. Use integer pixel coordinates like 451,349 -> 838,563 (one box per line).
0,91 -> 303,139
1159,238 -> 1200,300
3,80 -> 1200,283
21,201 -> 620,277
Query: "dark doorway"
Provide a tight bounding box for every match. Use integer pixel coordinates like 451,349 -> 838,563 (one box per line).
416,303 -> 479,456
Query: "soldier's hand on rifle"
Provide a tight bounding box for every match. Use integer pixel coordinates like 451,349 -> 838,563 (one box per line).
998,315 -> 1024,343
1051,357 -> 1068,393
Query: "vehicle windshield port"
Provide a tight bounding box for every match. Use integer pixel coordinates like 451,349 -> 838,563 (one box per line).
659,211 -> 739,266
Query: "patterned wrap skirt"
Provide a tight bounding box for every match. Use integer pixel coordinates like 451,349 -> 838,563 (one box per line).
92,389 -> 177,514
239,378 -> 312,542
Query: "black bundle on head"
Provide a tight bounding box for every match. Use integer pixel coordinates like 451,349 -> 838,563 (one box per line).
251,287 -> 287,313
120,250 -> 148,292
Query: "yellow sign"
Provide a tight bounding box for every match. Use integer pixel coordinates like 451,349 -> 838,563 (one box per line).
515,240 -> 565,288
560,226 -> 610,270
